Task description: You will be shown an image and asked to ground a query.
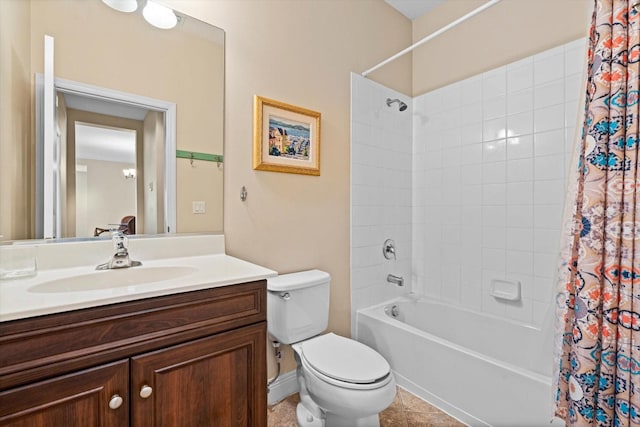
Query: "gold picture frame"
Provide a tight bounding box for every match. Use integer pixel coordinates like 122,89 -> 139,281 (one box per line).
253,95 -> 321,176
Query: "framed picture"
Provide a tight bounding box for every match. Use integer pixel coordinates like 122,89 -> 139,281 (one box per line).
253,95 -> 321,176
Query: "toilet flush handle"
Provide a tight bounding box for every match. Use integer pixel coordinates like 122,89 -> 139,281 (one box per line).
280,292 -> 291,301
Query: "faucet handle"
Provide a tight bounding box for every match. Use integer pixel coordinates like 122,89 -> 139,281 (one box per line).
383,239 -> 396,260
111,229 -> 127,251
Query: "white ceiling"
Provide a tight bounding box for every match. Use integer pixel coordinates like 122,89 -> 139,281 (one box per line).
384,0 -> 446,20
75,123 -> 136,164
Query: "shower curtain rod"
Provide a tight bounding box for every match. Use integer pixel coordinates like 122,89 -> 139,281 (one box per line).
362,0 -> 503,77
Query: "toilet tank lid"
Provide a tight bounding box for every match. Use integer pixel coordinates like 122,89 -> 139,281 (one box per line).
267,269 -> 330,292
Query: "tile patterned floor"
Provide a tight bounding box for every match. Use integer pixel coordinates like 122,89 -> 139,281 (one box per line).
267,387 -> 466,426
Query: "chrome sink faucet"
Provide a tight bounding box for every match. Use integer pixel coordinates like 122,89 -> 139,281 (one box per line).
96,230 -> 142,270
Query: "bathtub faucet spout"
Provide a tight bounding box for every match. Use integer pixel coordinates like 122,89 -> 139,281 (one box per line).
387,274 -> 404,286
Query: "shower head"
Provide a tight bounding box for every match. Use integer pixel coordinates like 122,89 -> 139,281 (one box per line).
386,98 -> 408,112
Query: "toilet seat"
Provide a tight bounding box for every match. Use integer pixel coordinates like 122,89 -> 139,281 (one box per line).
296,333 -> 392,390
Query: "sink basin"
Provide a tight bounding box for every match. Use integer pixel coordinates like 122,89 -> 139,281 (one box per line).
29,266 -> 198,293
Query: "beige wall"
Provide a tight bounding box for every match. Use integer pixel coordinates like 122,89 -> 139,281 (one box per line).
164,0 -> 412,375
412,0 -> 593,95
0,0 -> 32,240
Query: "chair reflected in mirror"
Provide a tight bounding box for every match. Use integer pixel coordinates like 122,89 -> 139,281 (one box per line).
94,215 -> 136,237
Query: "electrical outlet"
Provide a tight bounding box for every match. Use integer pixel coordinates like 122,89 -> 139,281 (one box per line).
192,201 -> 206,214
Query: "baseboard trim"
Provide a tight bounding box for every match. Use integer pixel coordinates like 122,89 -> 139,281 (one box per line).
267,369 -> 298,405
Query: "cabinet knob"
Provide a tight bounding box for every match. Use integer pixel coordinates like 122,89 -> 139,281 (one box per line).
139,385 -> 153,399
108,394 -> 123,410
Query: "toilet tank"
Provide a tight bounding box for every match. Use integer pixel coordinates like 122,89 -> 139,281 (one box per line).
267,270 -> 330,344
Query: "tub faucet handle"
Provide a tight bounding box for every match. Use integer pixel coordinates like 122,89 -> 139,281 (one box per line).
383,239 -> 396,260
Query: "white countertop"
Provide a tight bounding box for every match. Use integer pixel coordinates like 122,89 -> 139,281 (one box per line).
0,235 -> 277,322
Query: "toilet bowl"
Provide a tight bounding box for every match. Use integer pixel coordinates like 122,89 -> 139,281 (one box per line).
292,333 -> 396,426
266,270 -> 396,426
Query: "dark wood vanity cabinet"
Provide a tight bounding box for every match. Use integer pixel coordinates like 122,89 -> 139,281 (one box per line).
0,280 -> 267,427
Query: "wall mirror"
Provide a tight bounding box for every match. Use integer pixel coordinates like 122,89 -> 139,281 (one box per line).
0,0 -> 224,242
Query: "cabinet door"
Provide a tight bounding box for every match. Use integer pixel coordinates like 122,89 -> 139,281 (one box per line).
0,359 -> 129,427
131,322 -> 266,427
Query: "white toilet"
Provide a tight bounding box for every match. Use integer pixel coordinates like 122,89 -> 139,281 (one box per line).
267,270 -> 396,427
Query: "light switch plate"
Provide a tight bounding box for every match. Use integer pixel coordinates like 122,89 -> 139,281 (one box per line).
192,201 -> 206,214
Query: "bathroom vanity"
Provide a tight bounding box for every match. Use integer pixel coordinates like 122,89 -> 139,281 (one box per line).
0,235 -> 276,426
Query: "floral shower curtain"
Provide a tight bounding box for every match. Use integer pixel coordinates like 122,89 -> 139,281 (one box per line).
554,0 -> 640,425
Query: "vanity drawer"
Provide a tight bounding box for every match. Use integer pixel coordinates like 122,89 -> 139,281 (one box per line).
0,280 -> 266,391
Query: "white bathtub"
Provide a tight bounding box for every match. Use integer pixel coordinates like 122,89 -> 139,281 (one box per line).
356,296 -> 563,427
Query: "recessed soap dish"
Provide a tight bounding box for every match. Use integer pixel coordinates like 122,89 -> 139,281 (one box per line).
491,279 -> 521,301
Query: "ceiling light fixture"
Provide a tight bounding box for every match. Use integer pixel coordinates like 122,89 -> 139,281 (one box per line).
142,0 -> 178,29
101,0 -> 138,13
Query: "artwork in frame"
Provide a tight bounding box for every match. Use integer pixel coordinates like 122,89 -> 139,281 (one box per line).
253,95 -> 321,176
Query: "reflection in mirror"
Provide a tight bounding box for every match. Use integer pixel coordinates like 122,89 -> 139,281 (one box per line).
75,123 -> 137,238
0,0 -> 224,242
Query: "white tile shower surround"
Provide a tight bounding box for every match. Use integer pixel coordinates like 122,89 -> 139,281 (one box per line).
351,37 -> 587,330
351,75 -> 413,334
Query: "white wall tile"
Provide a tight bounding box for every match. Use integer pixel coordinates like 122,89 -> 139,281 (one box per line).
534,204 -> 563,230
483,67 -> 507,97
506,250 -> 533,275
565,74 -> 584,102
534,228 -> 561,254
507,88 -> 533,115
534,129 -> 565,156
482,161 -> 506,184
507,181 -> 533,205
535,104 -> 565,133
534,180 -> 565,205
507,205 -> 534,228
461,164 -> 482,185
461,75 -> 483,105
507,61 -> 534,93
483,118 -> 507,142
460,102 -> 483,125
507,111 -> 534,137
507,228 -> 533,252
534,53 -> 564,85
460,122 -> 483,145
483,183 -> 506,205
484,94 -> 506,120
507,135 -> 534,160
441,84 -> 461,111
565,100 -> 580,128
460,144 -> 483,166
507,158 -> 533,182
534,154 -> 565,180
483,205 -> 507,227
483,226 -> 507,250
460,269 -> 482,311
461,184 -> 482,205
483,248 -> 506,271
534,79 -> 564,109
534,252 -> 558,280
565,39 -> 587,76
483,139 -> 506,162
352,39 -> 586,327
533,276 -> 555,302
